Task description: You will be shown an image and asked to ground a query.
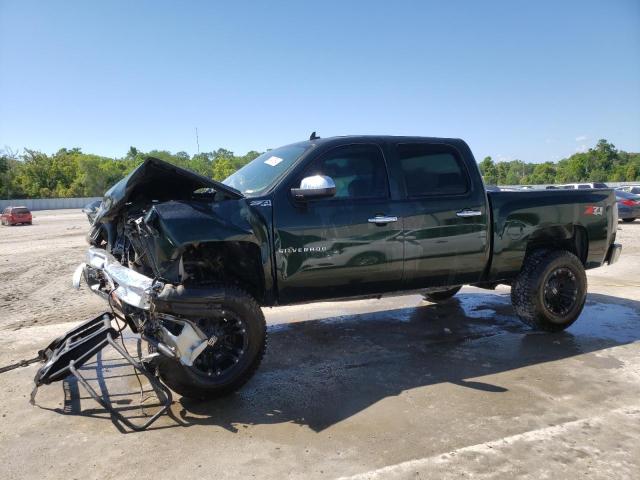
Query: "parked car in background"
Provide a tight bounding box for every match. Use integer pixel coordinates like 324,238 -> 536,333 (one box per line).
1,206 -> 32,226
616,191 -> 640,222
558,182 -> 609,189
617,185 -> 640,195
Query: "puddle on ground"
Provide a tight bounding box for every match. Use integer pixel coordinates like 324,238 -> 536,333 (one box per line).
568,300 -> 640,343
267,292 -> 640,346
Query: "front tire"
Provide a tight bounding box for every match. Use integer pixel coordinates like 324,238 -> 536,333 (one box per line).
511,249 -> 587,332
424,286 -> 462,303
156,285 -> 266,400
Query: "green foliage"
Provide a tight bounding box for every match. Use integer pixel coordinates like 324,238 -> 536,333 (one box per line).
212,157 -> 236,181
480,139 -> 640,185
0,149 -> 24,198
2,139 -> 639,199
478,156 -> 498,185
0,146 -> 262,199
526,162 -> 557,184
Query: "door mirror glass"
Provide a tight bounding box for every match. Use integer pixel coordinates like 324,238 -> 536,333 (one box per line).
291,175 -> 336,200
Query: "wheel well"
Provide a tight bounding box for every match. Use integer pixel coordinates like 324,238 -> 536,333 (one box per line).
525,225 -> 588,265
180,241 -> 265,302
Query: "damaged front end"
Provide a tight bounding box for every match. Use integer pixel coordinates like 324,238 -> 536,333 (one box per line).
72,246 -> 226,368
33,158 -> 272,427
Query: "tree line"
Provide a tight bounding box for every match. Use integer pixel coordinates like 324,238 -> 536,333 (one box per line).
1,138 -> 638,199
479,139 -> 640,186
0,146 -> 261,199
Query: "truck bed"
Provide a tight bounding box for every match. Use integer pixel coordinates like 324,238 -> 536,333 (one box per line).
486,189 -> 617,281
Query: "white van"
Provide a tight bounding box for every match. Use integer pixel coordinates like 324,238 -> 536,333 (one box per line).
557,182 -> 608,189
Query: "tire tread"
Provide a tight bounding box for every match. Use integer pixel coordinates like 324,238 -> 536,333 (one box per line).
157,284 -> 267,400
511,249 -> 586,332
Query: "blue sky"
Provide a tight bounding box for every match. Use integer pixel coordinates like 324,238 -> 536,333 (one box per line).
1,0 -> 639,163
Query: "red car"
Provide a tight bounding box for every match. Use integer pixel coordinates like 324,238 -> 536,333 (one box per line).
1,206 -> 33,225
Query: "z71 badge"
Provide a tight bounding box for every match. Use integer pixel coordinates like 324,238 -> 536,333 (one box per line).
584,206 -> 603,216
249,200 -> 272,207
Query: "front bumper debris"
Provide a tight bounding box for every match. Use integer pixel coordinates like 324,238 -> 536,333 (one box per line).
73,247 -> 160,310
33,312 -> 118,387
31,312 -> 172,432
73,247 -> 212,369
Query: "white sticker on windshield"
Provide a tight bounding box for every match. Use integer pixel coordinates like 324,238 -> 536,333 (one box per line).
264,156 -> 283,167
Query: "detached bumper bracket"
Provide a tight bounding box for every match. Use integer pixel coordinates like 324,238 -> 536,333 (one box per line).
32,312 -> 172,432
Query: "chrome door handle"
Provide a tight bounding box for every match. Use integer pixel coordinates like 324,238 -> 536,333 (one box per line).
456,209 -> 482,218
368,215 -> 398,224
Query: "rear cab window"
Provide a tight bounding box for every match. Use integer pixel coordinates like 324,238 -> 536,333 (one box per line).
395,143 -> 469,197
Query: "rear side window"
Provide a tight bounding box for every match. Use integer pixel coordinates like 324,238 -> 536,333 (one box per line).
396,144 -> 468,197
306,144 -> 389,199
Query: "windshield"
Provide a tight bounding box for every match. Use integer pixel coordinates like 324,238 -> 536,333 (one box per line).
223,143 -> 311,196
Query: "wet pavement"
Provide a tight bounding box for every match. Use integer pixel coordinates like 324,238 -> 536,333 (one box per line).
0,213 -> 639,479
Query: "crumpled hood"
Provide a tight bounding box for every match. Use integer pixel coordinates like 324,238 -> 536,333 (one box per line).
95,157 -> 243,222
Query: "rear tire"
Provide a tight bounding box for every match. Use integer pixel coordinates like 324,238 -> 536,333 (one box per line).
511,249 -> 586,332
156,285 -> 266,400
424,286 -> 462,303
622,218 -> 635,223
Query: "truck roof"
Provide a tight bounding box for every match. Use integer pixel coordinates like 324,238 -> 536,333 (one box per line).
299,135 -> 468,149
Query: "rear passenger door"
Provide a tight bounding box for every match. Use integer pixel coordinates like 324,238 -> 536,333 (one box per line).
392,142 -> 489,288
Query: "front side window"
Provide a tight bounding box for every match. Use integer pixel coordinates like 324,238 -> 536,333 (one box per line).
305,144 -> 389,199
396,144 -> 468,197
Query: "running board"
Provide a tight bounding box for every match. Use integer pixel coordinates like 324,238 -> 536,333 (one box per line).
32,312 -> 172,431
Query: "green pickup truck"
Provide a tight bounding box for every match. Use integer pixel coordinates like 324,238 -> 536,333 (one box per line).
51,135 -> 621,400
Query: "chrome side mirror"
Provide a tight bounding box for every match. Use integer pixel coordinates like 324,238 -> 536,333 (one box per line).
291,175 -> 336,200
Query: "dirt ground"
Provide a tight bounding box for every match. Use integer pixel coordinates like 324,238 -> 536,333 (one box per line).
0,210 -> 639,479
0,209 -> 105,330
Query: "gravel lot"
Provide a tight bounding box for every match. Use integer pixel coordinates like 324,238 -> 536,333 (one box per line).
0,210 -> 639,479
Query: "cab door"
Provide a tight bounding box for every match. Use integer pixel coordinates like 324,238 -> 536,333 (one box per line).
391,142 -> 489,289
273,143 -> 404,304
